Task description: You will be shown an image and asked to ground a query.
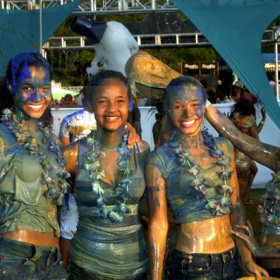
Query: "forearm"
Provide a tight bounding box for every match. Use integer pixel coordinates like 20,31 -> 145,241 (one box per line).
148,223 -> 168,280
206,104 -> 280,171
230,200 -> 255,265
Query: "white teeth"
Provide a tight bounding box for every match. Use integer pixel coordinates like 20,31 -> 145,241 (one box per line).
106,116 -> 118,121
182,120 -> 195,126
27,104 -> 43,109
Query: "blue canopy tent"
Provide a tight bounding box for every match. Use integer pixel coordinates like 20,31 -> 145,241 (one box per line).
173,0 -> 280,129
0,0 -> 80,76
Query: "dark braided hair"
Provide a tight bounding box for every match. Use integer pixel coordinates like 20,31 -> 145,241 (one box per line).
1,52 -> 53,128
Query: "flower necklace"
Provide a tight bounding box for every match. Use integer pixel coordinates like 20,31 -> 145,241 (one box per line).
1,108 -> 70,205
85,130 -> 134,222
258,171 -> 280,226
175,129 -> 233,216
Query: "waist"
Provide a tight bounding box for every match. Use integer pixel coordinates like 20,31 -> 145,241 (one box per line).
0,229 -> 59,247
176,215 -> 235,253
169,247 -> 238,266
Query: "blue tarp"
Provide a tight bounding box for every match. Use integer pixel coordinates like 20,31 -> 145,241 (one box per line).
173,0 -> 280,129
0,0 -> 80,76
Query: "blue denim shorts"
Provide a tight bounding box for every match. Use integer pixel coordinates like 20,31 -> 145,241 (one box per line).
0,237 -> 67,280
165,247 -> 242,280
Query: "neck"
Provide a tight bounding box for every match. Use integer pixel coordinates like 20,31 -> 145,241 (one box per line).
173,130 -> 204,149
13,109 -> 40,132
96,126 -> 124,148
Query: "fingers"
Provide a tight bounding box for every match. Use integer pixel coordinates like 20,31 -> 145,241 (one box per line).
255,266 -> 269,279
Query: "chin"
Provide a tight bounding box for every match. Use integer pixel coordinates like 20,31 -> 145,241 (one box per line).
23,110 -> 46,120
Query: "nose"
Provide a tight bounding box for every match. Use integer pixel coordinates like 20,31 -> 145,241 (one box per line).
107,101 -> 117,112
182,104 -> 194,118
30,88 -> 43,103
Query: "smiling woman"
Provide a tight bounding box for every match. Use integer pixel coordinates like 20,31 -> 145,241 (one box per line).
0,52 -> 68,279
146,76 -> 268,280
63,70 -> 150,279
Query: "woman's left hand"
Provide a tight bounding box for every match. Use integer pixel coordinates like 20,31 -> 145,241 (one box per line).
124,122 -> 140,149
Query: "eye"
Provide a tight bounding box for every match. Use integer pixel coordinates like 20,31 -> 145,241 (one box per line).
117,98 -> 125,104
173,103 -> 182,110
97,99 -> 107,104
21,85 -> 33,92
41,85 -> 51,92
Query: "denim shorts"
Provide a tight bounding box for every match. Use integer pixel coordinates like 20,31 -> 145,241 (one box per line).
165,247 -> 242,280
0,237 -> 67,280
68,262 -> 147,280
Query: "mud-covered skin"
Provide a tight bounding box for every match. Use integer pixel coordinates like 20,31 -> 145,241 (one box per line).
206,103 -> 280,270
146,77 -> 267,280
206,104 -> 280,172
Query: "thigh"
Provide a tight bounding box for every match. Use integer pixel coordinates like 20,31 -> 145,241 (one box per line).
0,238 -> 36,280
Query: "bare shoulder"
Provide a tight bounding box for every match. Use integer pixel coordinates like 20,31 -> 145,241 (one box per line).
136,139 -> 150,154
63,142 -> 79,174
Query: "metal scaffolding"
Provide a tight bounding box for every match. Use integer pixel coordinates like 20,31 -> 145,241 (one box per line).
0,0 -> 276,49
0,0 -> 179,14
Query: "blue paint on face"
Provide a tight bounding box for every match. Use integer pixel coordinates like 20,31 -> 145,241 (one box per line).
13,65 -> 53,119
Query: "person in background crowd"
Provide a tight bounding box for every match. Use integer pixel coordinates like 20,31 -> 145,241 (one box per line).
59,88 -> 96,146
230,98 -> 260,204
0,52 -> 68,279
59,87 -> 97,267
216,84 -> 231,103
230,84 -> 244,103
61,94 -> 76,107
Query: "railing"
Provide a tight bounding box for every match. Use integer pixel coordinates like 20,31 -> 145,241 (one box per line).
42,29 -> 275,49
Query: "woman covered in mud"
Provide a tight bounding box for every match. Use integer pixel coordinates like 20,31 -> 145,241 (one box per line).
146,75 -> 267,279
0,52 -> 68,279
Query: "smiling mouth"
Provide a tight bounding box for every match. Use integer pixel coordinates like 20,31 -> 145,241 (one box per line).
105,116 -> 119,122
26,104 -> 44,110
181,119 -> 196,127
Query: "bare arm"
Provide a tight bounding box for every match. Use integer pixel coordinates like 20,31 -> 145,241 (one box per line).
228,147 -> 268,278
256,108 -> 266,133
232,222 -> 280,258
63,142 -> 78,176
146,163 -> 169,280
206,104 -> 280,172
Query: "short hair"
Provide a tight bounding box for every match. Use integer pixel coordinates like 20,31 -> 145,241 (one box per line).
165,75 -> 207,108
84,70 -> 131,105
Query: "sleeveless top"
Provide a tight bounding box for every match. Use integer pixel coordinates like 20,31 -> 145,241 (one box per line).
148,135 -> 233,224
70,138 -> 147,278
0,124 -> 60,236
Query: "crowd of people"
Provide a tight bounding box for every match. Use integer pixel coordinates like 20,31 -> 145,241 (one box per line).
0,50 -> 279,280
